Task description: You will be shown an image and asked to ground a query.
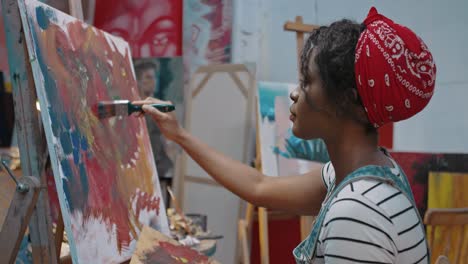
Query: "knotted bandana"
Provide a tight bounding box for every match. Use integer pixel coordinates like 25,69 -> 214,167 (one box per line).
355,7 -> 436,128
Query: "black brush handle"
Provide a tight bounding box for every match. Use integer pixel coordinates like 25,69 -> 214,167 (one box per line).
129,103 -> 175,114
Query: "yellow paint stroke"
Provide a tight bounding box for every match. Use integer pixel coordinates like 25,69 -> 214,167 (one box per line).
117,130 -> 158,236
428,172 -> 468,263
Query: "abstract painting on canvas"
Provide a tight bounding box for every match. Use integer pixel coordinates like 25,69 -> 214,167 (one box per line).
390,152 -> 468,218
183,0 -> 233,77
19,0 -> 169,262
427,172 -> 468,263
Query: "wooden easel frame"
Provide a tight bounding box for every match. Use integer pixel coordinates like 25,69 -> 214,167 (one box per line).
0,173 -> 42,264
236,17 -> 321,264
284,16 -> 320,241
178,64 -> 258,264
178,63 -> 256,208
1,0 -> 86,263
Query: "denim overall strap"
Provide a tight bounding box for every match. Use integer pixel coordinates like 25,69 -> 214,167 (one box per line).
293,165 -> 418,264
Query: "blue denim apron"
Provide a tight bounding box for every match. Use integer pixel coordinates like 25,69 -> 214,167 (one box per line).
293,162 -> 428,263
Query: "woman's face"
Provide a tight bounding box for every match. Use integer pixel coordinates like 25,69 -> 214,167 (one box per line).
289,50 -> 337,140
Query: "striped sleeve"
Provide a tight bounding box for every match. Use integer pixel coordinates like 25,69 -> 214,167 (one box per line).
319,191 -> 397,264
321,162 -> 334,191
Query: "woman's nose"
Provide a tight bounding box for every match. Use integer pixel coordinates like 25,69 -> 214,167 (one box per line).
290,88 -> 299,102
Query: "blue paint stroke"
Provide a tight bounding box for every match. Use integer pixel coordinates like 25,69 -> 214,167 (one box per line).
35,6 -> 49,30
80,136 -> 88,152
59,130 -> 73,155
35,5 -> 58,30
60,159 -> 74,210
78,162 -> 89,199
70,130 -> 80,165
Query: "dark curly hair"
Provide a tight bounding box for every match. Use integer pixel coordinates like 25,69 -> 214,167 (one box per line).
300,19 -> 374,131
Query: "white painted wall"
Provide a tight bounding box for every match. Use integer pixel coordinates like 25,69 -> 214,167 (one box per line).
232,0 -> 468,153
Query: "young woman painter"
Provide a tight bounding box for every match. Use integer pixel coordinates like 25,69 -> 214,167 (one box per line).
135,7 -> 435,264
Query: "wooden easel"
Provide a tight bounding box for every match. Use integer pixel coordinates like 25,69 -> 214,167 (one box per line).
0,162 -> 42,264
238,120 -> 269,264
0,0 -> 83,263
284,16 -> 319,241
180,64 -> 259,264
237,17 -> 320,264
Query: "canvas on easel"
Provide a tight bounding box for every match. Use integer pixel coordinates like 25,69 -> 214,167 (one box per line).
19,0 -> 169,262
183,0 -> 233,78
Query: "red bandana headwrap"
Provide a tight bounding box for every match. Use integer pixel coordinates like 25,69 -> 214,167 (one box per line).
355,7 -> 436,128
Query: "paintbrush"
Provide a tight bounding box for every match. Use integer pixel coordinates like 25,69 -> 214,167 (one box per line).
167,186 -> 192,234
95,100 -> 175,119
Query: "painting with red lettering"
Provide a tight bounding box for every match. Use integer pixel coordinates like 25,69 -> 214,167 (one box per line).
130,226 -> 219,264
94,0 -> 182,58
19,0 -> 170,263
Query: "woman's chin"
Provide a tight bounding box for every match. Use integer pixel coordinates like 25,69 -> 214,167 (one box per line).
292,125 -> 320,140
291,126 -> 304,139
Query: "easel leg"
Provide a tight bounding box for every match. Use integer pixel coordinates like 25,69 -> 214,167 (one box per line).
258,207 -> 269,264
238,219 -> 250,264
0,176 -> 41,264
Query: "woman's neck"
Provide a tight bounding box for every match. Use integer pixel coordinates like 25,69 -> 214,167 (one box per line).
324,124 -> 391,185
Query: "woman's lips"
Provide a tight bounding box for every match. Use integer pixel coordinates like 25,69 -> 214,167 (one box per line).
290,114 -> 296,121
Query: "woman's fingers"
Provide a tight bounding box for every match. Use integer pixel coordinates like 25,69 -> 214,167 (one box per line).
133,97 -> 171,106
142,104 -> 165,121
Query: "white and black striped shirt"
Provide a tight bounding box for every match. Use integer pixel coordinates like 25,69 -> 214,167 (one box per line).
313,162 -> 429,264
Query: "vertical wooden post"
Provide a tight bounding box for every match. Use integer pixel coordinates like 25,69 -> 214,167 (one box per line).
258,207 -> 269,264
283,16 -> 319,75
294,16 -> 305,70
284,16 -> 320,241
1,0 -> 58,262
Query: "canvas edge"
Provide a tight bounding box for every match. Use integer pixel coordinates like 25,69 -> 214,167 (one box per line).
17,0 -> 80,263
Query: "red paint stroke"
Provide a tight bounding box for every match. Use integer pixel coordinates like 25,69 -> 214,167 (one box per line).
184,0 -> 233,78
46,163 -> 61,223
143,241 -> 211,264
36,15 -> 162,253
94,0 -> 182,58
200,0 -> 232,63
134,191 -> 161,220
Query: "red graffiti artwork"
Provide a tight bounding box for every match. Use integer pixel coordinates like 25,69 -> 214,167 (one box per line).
94,0 -> 182,58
